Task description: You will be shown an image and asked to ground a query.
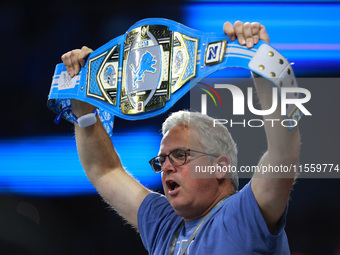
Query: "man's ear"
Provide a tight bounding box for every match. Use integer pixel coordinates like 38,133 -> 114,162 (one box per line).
213,155 -> 230,180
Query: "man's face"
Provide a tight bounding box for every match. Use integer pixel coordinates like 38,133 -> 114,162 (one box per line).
159,125 -> 220,220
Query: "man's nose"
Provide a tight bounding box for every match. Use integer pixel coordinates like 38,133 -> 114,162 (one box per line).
162,156 -> 176,173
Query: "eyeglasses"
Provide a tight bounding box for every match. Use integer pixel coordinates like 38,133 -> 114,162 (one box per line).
149,149 -> 219,173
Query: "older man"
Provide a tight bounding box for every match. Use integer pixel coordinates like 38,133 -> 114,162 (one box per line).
62,21 -> 300,254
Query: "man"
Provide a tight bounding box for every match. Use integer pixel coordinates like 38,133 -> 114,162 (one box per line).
62,21 -> 300,254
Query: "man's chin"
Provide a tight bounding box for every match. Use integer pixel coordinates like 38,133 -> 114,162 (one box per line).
167,196 -> 192,216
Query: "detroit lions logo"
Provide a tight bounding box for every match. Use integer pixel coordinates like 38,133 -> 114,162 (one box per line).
130,51 -> 157,88
104,65 -> 116,86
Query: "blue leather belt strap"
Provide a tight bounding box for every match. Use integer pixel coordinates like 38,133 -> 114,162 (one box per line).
47,18 -> 302,136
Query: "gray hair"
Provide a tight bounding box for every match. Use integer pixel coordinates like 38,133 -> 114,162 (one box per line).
162,110 -> 239,190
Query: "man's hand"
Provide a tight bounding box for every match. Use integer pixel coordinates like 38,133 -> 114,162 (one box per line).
61,46 -> 93,77
223,21 -> 270,48
61,46 -> 94,117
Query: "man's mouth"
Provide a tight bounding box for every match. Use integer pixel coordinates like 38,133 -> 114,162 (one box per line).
166,180 -> 180,195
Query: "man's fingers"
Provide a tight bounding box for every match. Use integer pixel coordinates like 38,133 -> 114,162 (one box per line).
61,51 -> 72,67
223,22 -> 236,41
234,21 -> 246,45
64,49 -> 80,77
251,22 -> 261,45
69,50 -> 81,77
61,47 -> 93,78
78,46 -> 93,67
230,21 -> 270,48
259,25 -> 270,44
243,22 -> 254,48
61,51 -> 74,77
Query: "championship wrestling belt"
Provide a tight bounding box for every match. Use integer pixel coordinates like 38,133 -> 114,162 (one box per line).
47,18 -> 302,136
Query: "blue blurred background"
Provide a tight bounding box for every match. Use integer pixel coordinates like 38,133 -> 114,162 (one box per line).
1,1 -> 340,254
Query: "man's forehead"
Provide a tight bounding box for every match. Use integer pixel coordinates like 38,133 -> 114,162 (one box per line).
158,125 -> 202,154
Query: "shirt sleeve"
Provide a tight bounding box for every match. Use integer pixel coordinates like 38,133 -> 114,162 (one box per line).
223,180 -> 289,253
137,192 -> 182,254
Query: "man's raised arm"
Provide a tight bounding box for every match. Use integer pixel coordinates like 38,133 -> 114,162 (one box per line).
224,21 -> 300,233
62,47 -> 151,229
251,75 -> 300,233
